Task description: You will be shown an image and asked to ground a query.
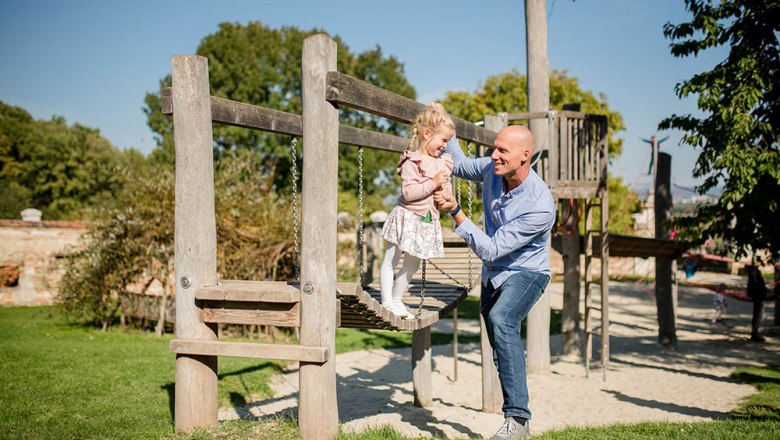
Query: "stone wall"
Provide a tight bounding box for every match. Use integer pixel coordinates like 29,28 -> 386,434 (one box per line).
0,220 -> 86,306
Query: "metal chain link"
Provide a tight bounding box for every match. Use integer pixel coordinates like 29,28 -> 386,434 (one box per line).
357,146 -> 365,287
466,142 -> 474,291
415,259 -> 427,318
290,137 -> 300,281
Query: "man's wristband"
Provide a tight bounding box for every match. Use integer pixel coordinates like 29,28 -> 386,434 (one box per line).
449,204 -> 461,217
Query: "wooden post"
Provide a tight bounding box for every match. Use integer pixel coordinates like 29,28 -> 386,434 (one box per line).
526,0 -> 551,375
480,114 -> 505,413
561,206 -> 580,357
655,152 -> 676,346
412,327 -> 432,407
171,55 -> 219,431
480,314 -> 502,413
299,34 -> 339,439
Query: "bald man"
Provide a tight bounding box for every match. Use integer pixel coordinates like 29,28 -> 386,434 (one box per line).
434,125 -> 555,440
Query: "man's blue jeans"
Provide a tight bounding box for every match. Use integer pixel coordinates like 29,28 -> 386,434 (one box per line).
481,270 -> 550,420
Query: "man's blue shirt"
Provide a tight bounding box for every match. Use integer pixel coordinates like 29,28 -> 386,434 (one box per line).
445,136 -> 556,288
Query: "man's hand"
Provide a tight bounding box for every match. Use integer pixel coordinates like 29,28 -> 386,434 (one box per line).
433,188 -> 457,212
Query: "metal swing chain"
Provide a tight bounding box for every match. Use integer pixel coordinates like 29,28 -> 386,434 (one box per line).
466,142 -> 474,291
415,259 -> 427,318
357,146 -> 366,287
291,137 -> 300,282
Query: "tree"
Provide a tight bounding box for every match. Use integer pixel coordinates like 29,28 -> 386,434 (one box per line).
660,0 -> 780,260
143,22 -> 416,213
58,152 -> 298,329
442,69 -> 640,234
0,101 -> 132,220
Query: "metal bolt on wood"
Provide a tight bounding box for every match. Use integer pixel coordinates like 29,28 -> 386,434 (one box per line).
180,276 -> 192,289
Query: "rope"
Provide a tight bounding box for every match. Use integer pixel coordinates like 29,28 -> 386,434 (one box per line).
290,137 -> 300,281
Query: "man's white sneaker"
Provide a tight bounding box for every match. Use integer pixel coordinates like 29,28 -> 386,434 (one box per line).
490,417 -> 530,440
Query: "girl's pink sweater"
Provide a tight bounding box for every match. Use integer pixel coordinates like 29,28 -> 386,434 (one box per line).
396,150 -> 454,220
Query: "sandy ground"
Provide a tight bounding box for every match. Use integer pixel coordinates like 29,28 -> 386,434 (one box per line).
220,277 -> 779,438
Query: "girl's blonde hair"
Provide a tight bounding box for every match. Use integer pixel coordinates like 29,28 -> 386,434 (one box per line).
407,102 -> 456,151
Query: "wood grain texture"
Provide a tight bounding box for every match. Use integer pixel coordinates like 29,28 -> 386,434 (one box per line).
195,280 -> 300,303
326,71 -> 496,147
299,34 -> 339,440
171,55 -> 219,431
170,339 -> 327,362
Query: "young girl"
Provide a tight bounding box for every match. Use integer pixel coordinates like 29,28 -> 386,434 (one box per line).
380,102 -> 455,318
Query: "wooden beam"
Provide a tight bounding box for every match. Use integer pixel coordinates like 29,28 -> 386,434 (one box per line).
339,125 -> 408,152
196,280 -> 300,303
412,327 -> 432,407
481,115 -> 504,412
202,302 -> 300,327
161,88 -> 408,151
553,181 -> 599,200
170,339 -> 328,363
506,111 -> 607,122
171,54 -> 219,431
299,33 -> 339,439
326,71 -> 496,147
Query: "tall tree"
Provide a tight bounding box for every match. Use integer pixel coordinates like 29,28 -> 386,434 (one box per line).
0,101 -> 133,220
144,22 -> 416,213
660,0 -> 780,260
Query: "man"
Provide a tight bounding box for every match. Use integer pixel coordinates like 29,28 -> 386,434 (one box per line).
434,125 -> 556,440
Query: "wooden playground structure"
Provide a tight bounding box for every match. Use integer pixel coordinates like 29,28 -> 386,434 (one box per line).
163,34 -> 610,439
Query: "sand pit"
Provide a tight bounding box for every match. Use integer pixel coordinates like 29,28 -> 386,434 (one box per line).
222,279 -> 778,438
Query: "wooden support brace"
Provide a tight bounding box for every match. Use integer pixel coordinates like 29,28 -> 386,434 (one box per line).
170,339 -> 328,363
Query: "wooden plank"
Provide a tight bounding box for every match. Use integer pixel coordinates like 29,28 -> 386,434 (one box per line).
170,339 -> 328,363
326,71 -> 496,147
299,34 -> 339,439
339,125 -> 408,152
553,181 -> 599,200
504,111 -> 549,120
335,282 -> 361,297
171,54 -> 219,431
507,110 -> 607,122
162,88 -> 408,152
202,302 -> 300,327
196,280 -> 300,303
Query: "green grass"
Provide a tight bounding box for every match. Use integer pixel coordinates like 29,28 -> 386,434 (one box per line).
534,420 -> 780,439
0,307 -> 282,439
0,306 -> 176,439
730,366 -> 780,421
4,305 -> 776,439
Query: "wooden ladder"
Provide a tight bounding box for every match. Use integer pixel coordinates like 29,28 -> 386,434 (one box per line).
583,197 -> 609,380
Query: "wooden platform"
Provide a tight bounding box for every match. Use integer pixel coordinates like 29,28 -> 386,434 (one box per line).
339,244 -> 480,332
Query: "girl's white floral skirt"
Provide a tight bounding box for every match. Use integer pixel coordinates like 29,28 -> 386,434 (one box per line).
381,205 -> 444,259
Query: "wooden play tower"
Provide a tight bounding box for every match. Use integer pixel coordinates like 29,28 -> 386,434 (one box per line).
164,34 -> 609,439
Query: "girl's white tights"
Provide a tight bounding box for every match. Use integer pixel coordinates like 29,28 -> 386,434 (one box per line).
379,243 -> 421,317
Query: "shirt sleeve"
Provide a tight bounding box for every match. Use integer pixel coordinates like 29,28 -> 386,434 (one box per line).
400,161 -> 436,202
445,133 -> 491,182
455,208 -> 555,263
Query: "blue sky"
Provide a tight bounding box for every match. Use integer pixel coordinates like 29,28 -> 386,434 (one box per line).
0,0 -> 725,194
